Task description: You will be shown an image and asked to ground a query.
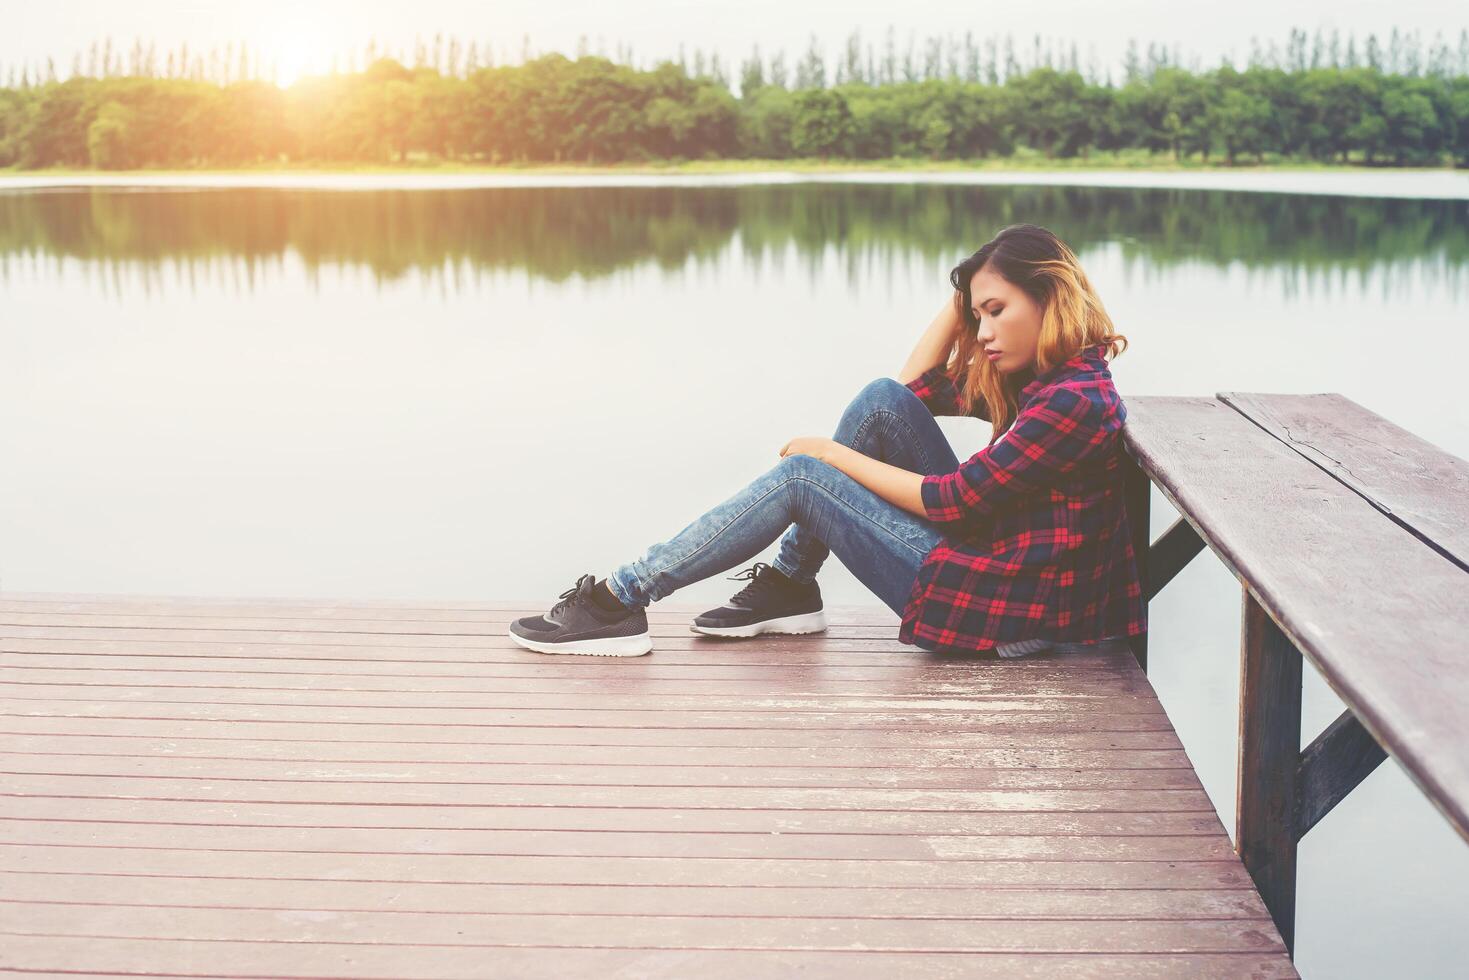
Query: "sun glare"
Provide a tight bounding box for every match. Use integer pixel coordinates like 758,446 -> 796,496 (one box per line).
267,32 -> 330,88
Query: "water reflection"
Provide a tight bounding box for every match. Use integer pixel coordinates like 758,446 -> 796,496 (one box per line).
2,182 -> 1469,978
2,185 -> 1466,300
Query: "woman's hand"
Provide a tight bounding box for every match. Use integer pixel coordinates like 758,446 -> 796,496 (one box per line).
779,436 -> 839,462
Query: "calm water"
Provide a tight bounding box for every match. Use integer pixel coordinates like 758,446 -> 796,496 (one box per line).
2,182 -> 1467,976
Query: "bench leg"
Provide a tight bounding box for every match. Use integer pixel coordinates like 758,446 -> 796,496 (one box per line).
1236,588 -> 1303,956
1122,454 -> 1151,672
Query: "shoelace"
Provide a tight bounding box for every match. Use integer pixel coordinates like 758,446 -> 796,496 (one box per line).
726,562 -> 785,605
548,574 -> 594,618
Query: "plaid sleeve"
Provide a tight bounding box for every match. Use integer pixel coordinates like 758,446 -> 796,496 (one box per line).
903,364 -> 965,417
920,385 -> 1113,530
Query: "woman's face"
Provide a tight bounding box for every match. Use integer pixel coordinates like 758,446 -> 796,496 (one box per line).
969,265 -> 1043,376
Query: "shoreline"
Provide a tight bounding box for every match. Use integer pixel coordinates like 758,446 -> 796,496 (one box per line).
1,164 -> 1466,200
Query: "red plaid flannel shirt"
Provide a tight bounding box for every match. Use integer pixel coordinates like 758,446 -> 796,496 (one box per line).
898,342 -> 1147,653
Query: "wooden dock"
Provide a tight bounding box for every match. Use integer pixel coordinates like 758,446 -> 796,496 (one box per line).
0,593 -> 1295,977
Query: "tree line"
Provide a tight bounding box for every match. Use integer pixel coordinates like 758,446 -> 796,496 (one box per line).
2,26 -> 1467,169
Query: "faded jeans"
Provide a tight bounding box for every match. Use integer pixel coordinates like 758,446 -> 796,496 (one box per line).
605,376 -> 955,617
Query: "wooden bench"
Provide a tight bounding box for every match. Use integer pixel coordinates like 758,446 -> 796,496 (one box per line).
1119,391 -> 1469,957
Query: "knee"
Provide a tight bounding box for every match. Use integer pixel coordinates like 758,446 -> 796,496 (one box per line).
862,376 -> 913,404
836,378 -> 914,436
775,452 -> 828,480
773,452 -> 835,520
844,377 -> 912,419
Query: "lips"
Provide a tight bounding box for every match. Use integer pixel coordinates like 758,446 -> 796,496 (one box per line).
985,349 -> 1003,359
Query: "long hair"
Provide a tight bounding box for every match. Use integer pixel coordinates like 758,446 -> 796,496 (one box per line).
945,224 -> 1128,442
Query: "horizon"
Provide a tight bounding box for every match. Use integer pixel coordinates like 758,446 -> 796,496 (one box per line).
6,1 -> 1468,91
4,23 -> 1467,93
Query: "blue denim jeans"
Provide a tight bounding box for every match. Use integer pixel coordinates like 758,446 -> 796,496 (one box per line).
605,377 -> 957,616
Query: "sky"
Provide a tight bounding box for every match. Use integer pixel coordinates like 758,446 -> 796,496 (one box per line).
5,0 -> 1466,86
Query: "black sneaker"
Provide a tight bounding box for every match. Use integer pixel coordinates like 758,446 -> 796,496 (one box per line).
508,573 -> 652,657
690,561 -> 827,638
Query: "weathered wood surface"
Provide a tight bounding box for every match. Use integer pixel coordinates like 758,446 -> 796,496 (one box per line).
1296,709 -> 1389,839
1236,591 -> 1305,952
1122,396 -> 1469,844
0,593 -> 1295,978
1219,391 -> 1469,571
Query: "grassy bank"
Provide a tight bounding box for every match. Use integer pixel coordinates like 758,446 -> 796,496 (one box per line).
4,149 -> 1463,178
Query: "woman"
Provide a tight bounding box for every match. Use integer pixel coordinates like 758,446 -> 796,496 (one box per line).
508,223 -> 1146,659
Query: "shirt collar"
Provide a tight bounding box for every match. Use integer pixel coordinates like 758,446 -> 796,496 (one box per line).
1017,342 -> 1110,407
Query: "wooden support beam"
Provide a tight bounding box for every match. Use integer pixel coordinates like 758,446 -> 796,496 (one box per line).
1236,589 -> 1303,956
1122,453 -> 1152,673
1146,516 -> 1206,602
1296,708 -> 1389,839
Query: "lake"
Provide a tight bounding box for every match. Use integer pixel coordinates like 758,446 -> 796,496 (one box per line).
2,176 -> 1467,977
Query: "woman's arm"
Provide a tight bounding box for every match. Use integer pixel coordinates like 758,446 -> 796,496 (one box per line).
796,386 -> 1115,528
897,291 -> 988,420
779,437 -> 928,519
917,386 -> 1115,534
826,445 -> 929,519
896,292 -> 964,386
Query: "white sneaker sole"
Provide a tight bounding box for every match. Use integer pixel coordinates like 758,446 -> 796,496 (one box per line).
507,628 -> 652,657
689,610 -> 828,638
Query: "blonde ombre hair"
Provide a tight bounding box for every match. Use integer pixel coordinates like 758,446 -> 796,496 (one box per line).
945,224 -> 1129,443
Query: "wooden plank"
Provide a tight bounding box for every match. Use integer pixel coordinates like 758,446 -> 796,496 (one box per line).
0,937 -> 1302,980
0,606 -> 877,626
0,714 -> 1189,748
1,902 -> 1285,952
0,684 -> 1169,712
0,755 -> 1199,791
0,646 -> 1128,678
0,613 -> 926,634
0,658 -> 1151,687
0,628 -> 946,652
0,798 -> 1224,836
0,593 -> 896,619
1122,396 -> 1469,844
0,820 -> 1237,860
0,733 -> 1194,767
0,773 -> 1215,810
0,593 -> 1295,976
0,871 -> 1275,918
1,634 -> 1133,664
1,702 -> 1180,731
1220,391 -> 1469,571
0,842 -> 1256,888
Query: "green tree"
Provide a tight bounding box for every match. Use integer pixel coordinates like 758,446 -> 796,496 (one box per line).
739,86 -> 796,157
789,88 -> 852,158
1146,68 -> 1209,161
1380,75 -> 1442,164
1007,69 -> 1105,158
87,100 -> 137,168
1207,68 -> 1272,164
18,78 -> 97,167
1445,76 -> 1469,166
